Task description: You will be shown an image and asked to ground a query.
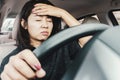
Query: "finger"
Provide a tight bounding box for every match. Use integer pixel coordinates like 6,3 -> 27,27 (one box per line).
1,72 -> 12,80
9,56 -> 36,79
4,64 -> 27,80
17,49 -> 41,71
32,6 -> 45,11
32,5 -> 48,12
36,68 -> 46,78
32,9 -> 48,15
34,3 -> 48,7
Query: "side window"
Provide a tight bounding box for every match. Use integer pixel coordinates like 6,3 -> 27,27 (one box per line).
1,18 -> 15,33
113,11 -> 120,25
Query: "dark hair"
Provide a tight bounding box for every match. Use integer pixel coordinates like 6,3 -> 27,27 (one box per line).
16,0 -> 61,49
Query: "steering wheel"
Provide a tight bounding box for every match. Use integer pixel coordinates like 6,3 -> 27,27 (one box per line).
33,23 -> 109,80
33,23 -> 109,58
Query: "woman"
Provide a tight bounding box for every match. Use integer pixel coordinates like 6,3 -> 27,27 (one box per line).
0,0 -> 81,80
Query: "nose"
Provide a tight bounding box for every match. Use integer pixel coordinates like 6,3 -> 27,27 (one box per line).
41,19 -> 48,28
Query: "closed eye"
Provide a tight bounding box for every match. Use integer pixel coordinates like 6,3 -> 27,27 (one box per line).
36,20 -> 42,21
47,19 -> 52,22
47,20 -> 52,22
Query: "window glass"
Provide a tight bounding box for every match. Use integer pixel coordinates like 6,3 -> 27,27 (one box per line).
1,18 -> 15,33
113,11 -> 120,24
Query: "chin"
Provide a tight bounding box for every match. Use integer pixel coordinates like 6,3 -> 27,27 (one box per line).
39,38 -> 48,41
37,36 -> 49,41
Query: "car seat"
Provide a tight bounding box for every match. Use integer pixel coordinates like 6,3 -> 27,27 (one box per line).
79,16 -> 100,47
0,14 -> 19,64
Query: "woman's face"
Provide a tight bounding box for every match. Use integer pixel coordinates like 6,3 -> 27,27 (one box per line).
23,13 -> 53,44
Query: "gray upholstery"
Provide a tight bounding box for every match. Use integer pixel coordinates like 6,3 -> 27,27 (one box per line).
82,17 -> 100,24
11,14 -> 19,40
0,15 -> 19,64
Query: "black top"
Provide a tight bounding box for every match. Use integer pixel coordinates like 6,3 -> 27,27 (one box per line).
0,41 -> 81,80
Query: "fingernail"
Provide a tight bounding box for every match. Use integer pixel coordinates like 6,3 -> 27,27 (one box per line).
34,64 -> 41,70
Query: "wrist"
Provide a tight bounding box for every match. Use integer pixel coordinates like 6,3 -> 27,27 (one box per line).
59,9 -> 69,19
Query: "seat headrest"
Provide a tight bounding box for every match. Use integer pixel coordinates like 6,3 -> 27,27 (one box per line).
11,14 -> 20,40
82,17 -> 100,24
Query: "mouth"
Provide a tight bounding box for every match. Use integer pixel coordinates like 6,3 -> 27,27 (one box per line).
41,31 -> 49,36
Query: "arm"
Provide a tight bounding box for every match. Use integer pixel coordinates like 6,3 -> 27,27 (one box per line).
32,3 -> 80,27
59,9 -> 80,27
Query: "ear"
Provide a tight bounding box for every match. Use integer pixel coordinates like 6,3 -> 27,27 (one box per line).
21,19 -> 28,29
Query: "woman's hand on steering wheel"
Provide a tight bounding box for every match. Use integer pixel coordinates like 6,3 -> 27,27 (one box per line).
1,49 -> 46,80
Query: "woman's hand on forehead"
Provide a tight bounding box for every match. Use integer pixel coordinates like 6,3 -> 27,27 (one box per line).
32,3 -> 66,18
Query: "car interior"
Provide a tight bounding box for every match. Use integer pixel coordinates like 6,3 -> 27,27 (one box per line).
0,0 -> 120,80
